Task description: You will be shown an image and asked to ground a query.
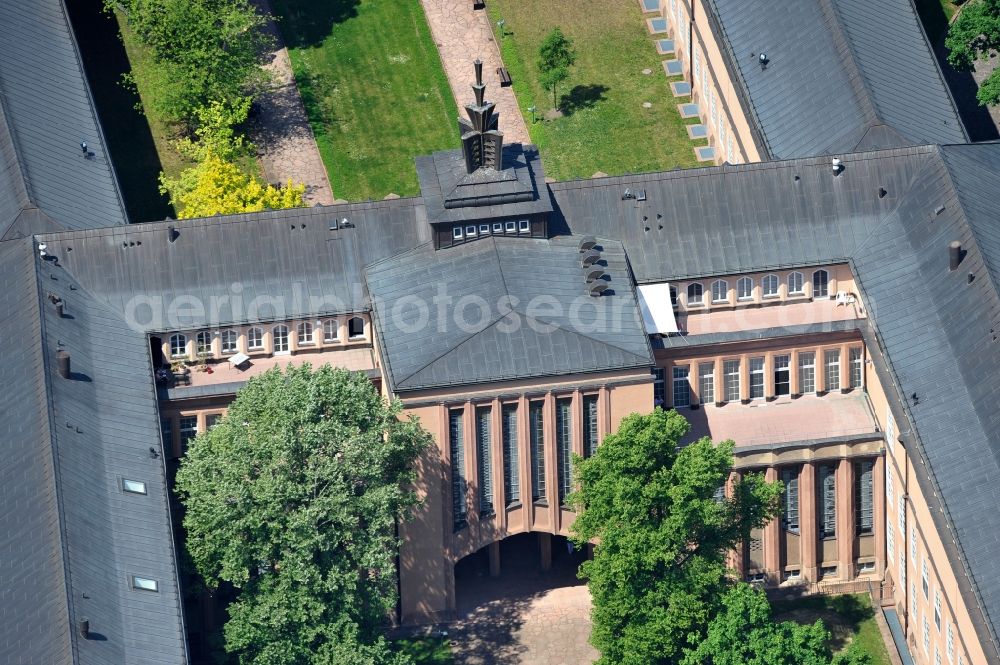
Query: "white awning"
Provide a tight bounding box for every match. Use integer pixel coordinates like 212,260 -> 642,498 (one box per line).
636,283 -> 679,334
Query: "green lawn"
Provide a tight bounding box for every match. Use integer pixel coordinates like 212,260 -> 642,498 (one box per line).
270,0 -> 460,200
393,637 -> 453,665
773,593 -> 892,665
486,0 -> 701,180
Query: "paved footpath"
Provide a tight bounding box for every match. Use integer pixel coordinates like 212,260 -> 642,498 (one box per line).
251,0 -> 336,205
421,0 -> 531,145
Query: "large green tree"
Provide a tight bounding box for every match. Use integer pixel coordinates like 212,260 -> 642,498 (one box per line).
569,409 -> 783,665
684,583 -> 870,665
110,0 -> 273,124
537,27 -> 577,109
175,365 -> 432,665
946,0 -> 1000,106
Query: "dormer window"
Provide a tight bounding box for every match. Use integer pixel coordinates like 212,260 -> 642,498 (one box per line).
466,225 -> 477,237
453,227 -> 463,240
480,224 -> 490,235
493,223 -> 503,233
518,220 -> 530,233
505,221 -> 516,233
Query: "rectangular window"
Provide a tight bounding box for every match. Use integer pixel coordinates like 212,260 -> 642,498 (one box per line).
653,367 -> 665,407
947,622 -> 954,662
774,355 -> 790,396
821,565 -> 838,579
130,576 -> 159,592
850,347 -> 863,388
900,549 -> 906,589
556,399 -> 572,506
820,465 -> 836,538
672,365 -> 690,407
935,590 -> 942,630
453,226 -> 463,240
887,463 -> 894,505
749,357 -> 764,399
899,494 -> 906,534
856,460 -> 874,535
476,407 -> 493,515
530,402 -> 546,502
122,478 -> 147,495
936,648 -> 942,665
505,220 -> 516,233
518,219 -> 530,233
492,223 -> 503,234
466,225 -> 477,237
723,359 -> 740,402
887,520 -> 895,559
824,349 -> 840,392
160,418 -> 172,448
479,224 -> 490,235
583,395 -> 599,458
502,404 -> 520,506
924,616 -> 930,655
179,416 -> 198,448
450,410 -> 467,528
798,352 -> 816,394
922,556 -> 930,598
247,328 -> 263,350
699,362 -> 715,404
912,529 -> 918,560
781,467 -> 799,533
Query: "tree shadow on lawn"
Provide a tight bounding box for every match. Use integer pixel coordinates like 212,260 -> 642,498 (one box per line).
772,593 -> 874,653
559,84 -> 610,116
269,0 -> 362,49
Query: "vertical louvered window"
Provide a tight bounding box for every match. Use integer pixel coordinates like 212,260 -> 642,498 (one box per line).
672,365 -> 690,407
798,352 -> 816,394
749,357 -> 765,399
652,367 -> 666,407
850,347 -> 863,388
530,402 -> 545,502
556,399 -> 572,505
782,468 -> 800,533
583,395 -> 599,458
855,460 -> 874,535
502,405 -> 519,506
724,359 -> 740,402
820,465 -> 836,538
699,362 -> 715,403
450,410 -> 466,528
476,407 -> 493,515
824,349 -> 840,391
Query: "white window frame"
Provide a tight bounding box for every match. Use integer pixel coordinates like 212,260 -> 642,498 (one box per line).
711,279 -> 729,304
452,226 -> 463,240
850,346 -> 864,388
518,219 -> 530,234
296,321 -> 314,346
492,222 -> 503,234
813,269 -> 830,298
723,359 -> 740,402
749,357 -> 764,399
798,352 -> 816,394
348,316 -> 366,340
505,220 -> 517,233
169,333 -> 187,358
788,271 -> 804,295
220,330 -> 238,354
698,362 -> 715,404
323,319 -> 339,342
672,365 -> 691,408
272,325 -> 289,354
247,327 -> 264,351
479,224 -> 490,235
762,274 -> 779,298
687,282 -> 703,305
466,225 -> 477,237
195,331 -> 212,356
737,276 -> 753,301
824,349 -> 840,392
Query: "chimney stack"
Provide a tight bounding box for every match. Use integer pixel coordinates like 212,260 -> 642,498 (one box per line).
78,619 -> 90,639
949,241 -> 962,271
56,351 -> 70,379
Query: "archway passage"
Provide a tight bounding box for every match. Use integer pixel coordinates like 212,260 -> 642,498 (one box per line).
449,534 -> 597,664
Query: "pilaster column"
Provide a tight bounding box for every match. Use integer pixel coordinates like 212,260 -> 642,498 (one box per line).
739,353 -> 750,401
598,385 -> 610,442
489,541 -> 501,578
544,392 -> 558,528
764,351 -> 775,399
714,356 -> 723,405
840,343 -> 851,391
764,467 -> 781,584
571,390 -> 584,458
491,397 -> 505,531
539,532 -> 552,572
800,462 -> 819,583
518,395 -> 531,532
837,458 -> 856,580
728,471 -> 746,579
790,350 -> 800,395
814,346 -> 824,393
464,402 -> 478,532
874,454 -> 886,577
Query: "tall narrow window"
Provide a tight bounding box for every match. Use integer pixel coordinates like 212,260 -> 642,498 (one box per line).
711,279 -> 729,304
161,419 -> 173,450
899,549 -> 906,590
169,333 -> 187,358
813,269 -> 829,297
749,357 -> 764,399
556,399 -> 572,506
699,362 -> 715,404
530,402 -> 545,502
924,616 -> 930,655
450,410 -> 466,528
687,282 -> 703,305
672,365 -> 690,407
850,347 -> 863,388
297,321 -> 314,346
774,355 -> 790,396
855,460 -> 874,535
323,319 -> 339,342
653,367 -> 665,407
583,395 -> 599,458
247,327 -> 263,350
272,325 -> 289,353
195,331 -> 212,356
798,352 -> 816,394
737,277 -> 753,301
179,416 -> 198,449
820,465 -> 836,538
781,467 -> 799,533
502,405 -> 519,505
922,556 -> 929,598
348,316 -> 365,339
824,349 -> 841,392
899,494 -> 906,534
788,271 -> 804,295
723,359 -> 740,402
947,623 -> 954,662
762,274 -> 779,298
669,285 -> 678,308
887,464 -> 894,505
887,520 -> 895,559
220,330 -> 238,354
476,407 -> 493,515
935,590 -> 942,630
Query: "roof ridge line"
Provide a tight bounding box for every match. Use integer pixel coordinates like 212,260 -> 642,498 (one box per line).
848,154 -> 937,256
394,312 -> 510,387
816,0 -> 883,126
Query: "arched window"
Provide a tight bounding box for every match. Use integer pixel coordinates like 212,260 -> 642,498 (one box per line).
687,283 -> 703,305
711,279 -> 729,304
762,274 -> 779,298
348,316 -> 365,339
812,269 -> 829,298
169,334 -> 187,358
737,277 -> 753,301
220,330 -> 238,354
323,319 -> 339,342
247,327 -> 263,350
296,321 -> 314,346
195,331 -> 212,356
273,325 -> 289,353
788,271 -> 804,295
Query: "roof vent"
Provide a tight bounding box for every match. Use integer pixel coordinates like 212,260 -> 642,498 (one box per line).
167,226 -> 179,243
878,187 -> 887,199
578,236 -> 597,251
56,350 -> 70,379
831,158 -> 844,176
79,619 -> 90,639
581,249 -> 601,267
758,52 -> 769,70
584,266 -> 605,282
949,241 -> 963,271
589,281 -> 608,297
38,243 -> 47,258
328,219 -> 339,231
934,205 -> 945,216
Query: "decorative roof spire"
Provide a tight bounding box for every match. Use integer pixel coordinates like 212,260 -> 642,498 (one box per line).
458,59 -> 504,173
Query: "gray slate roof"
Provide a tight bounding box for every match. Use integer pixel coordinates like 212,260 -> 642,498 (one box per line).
0,0 -> 128,239
705,0 -> 967,159
366,235 -> 653,392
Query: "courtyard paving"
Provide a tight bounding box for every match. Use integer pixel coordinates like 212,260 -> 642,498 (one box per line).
420,0 -> 530,145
